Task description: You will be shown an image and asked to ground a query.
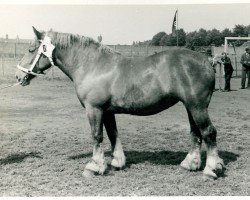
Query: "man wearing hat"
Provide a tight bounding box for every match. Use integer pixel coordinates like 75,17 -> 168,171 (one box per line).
240,47 -> 250,89
221,52 -> 234,91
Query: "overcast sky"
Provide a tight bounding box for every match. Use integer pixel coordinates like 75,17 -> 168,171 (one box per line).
0,3 -> 250,44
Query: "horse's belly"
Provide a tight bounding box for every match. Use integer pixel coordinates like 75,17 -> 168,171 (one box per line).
108,67 -> 179,115
108,95 -> 179,116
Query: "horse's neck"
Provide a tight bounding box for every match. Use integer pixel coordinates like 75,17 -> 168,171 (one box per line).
53,45 -> 96,81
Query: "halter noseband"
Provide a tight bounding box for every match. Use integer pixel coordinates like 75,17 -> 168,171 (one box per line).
17,34 -> 55,76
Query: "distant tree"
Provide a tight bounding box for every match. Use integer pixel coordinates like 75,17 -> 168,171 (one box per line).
232,25 -> 247,46
166,34 -> 177,46
245,25 -> 250,36
159,29 -> 186,46
197,28 -> 208,46
142,24 -> 250,49
177,28 -> 187,46
136,40 -> 151,46
186,31 -> 197,49
186,31 -> 203,47
220,28 -> 235,46
150,32 -> 166,46
159,34 -> 169,46
205,29 -> 223,46
97,35 -> 102,43
233,24 -> 247,37
221,28 -> 233,38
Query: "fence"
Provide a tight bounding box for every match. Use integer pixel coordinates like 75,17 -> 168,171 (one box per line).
0,41 -> 30,59
0,41 -> 246,79
0,42 -> 178,80
108,45 -> 174,57
0,41 -> 174,58
0,57 -> 65,80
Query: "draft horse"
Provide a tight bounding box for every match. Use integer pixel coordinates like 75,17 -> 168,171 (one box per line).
16,27 -> 224,179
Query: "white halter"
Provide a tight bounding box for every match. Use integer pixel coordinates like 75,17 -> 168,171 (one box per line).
17,33 -> 55,76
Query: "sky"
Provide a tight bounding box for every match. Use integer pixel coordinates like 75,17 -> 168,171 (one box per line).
1,1 -> 250,44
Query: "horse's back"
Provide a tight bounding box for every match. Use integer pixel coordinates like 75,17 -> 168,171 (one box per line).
108,48 -> 214,114
114,48 -> 214,96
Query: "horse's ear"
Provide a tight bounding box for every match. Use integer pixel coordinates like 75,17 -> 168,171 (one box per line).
32,26 -> 42,40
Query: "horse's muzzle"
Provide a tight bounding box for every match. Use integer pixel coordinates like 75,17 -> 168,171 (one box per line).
15,71 -> 31,86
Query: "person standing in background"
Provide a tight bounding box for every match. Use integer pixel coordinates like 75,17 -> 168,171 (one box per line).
221,52 -> 234,92
240,48 -> 250,89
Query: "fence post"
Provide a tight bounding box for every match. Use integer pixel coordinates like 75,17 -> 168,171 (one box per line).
235,60 -> 238,77
219,63 -> 222,91
1,57 -> 4,76
130,45 -> 132,57
14,43 -> 17,58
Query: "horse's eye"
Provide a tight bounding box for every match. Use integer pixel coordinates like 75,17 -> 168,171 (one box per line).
29,46 -> 38,53
29,49 -> 35,53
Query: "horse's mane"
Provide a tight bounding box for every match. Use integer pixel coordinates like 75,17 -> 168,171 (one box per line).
48,30 -> 120,55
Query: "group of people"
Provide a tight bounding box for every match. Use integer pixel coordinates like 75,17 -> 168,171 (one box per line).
209,47 -> 250,91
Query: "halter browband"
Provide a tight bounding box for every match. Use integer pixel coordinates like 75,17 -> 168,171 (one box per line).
17,34 -> 55,76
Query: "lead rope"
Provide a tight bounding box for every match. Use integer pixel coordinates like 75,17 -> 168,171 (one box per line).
0,82 -> 21,90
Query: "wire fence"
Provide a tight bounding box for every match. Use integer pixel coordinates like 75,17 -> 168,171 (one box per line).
0,42 -> 176,80
0,41 -> 245,80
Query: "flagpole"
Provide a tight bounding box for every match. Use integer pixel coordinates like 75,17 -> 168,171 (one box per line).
176,8 -> 179,47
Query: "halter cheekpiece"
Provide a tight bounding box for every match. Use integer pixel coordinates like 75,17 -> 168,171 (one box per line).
17,33 -> 55,76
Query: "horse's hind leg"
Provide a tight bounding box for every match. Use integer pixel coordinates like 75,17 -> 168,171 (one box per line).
83,105 -> 107,177
188,108 -> 224,179
181,109 -> 202,171
103,112 -> 126,169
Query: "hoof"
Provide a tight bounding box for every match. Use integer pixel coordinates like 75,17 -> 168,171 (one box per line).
203,166 -> 218,179
180,160 -> 190,170
180,153 -> 201,171
203,173 -> 217,181
203,157 -> 225,179
181,160 -> 200,171
84,160 -> 107,176
110,165 -> 125,171
83,169 -> 95,178
111,156 -> 126,169
216,163 -> 224,171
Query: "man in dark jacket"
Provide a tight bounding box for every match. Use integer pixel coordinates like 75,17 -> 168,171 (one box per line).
221,52 -> 234,92
240,48 -> 250,89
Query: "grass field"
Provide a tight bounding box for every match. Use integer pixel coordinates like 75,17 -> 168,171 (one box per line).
0,76 -> 249,196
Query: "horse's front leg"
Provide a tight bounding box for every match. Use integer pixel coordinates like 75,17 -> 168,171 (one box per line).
103,112 -> 126,169
83,104 -> 107,177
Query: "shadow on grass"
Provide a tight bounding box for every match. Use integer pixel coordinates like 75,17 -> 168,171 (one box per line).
68,150 -> 239,178
125,150 -> 186,167
68,152 -> 110,160
68,150 -> 239,168
214,89 -> 238,92
0,152 -> 42,165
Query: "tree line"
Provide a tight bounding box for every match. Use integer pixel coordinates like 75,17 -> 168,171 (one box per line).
134,24 -> 250,49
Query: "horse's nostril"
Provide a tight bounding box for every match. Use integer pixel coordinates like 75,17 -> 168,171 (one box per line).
16,75 -> 18,79
18,78 -> 21,82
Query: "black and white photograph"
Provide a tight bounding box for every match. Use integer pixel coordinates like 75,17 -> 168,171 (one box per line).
0,0 -> 249,197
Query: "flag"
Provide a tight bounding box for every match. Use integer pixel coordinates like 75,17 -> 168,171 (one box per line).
172,10 -> 177,34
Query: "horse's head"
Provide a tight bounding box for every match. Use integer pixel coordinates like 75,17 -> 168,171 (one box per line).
15,27 -> 55,86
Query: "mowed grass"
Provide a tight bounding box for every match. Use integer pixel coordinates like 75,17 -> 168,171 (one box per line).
0,76 -> 249,196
